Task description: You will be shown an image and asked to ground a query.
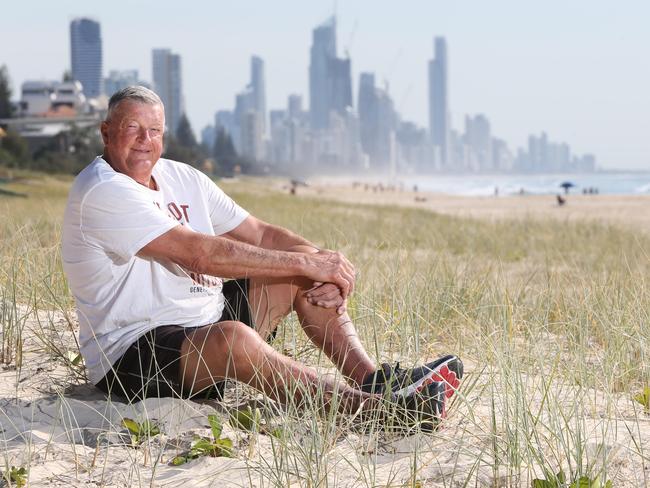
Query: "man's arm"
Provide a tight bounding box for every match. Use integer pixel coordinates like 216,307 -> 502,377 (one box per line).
224,215 -> 316,251
224,216 -> 353,313
139,223 -> 356,298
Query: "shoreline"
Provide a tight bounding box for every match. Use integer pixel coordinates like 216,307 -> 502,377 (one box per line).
295,180 -> 650,231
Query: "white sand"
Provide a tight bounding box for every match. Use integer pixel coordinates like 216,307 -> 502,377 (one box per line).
2,307 -> 649,487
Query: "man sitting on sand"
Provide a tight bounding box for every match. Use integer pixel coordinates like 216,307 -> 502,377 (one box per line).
61,86 -> 462,430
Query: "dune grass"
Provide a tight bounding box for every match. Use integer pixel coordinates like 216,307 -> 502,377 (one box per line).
0,174 -> 649,486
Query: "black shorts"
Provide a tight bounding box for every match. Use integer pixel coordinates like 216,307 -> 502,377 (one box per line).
95,279 -> 254,402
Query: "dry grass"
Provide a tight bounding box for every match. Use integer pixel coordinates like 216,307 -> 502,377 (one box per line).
0,174 -> 649,487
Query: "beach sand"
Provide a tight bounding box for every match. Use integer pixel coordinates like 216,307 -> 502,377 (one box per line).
2,183 -> 650,487
299,180 -> 650,231
3,309 -> 648,486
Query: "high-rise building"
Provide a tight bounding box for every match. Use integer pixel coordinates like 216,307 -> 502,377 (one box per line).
201,124 -> 216,151
215,110 -> 235,136
309,17 -> 336,130
428,37 -> 449,166
287,94 -> 303,120
250,56 -> 267,136
309,17 -> 352,131
464,114 -> 492,170
357,72 -> 397,170
104,70 -> 146,97
70,18 -> 103,98
328,57 -> 352,117
358,73 -> 379,162
152,48 -> 183,134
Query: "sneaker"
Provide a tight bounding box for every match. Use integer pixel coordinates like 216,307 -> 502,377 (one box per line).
361,354 -> 463,400
391,380 -> 446,432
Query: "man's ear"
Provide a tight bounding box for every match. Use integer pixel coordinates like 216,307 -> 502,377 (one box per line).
100,121 -> 110,145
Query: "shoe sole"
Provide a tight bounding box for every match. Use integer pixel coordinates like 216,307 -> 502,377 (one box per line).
394,355 -> 463,401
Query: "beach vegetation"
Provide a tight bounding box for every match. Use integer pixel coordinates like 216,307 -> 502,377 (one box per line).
121,417 -> 161,447
170,414 -> 233,465
0,466 -> 27,488
532,470 -> 613,488
633,386 -> 650,414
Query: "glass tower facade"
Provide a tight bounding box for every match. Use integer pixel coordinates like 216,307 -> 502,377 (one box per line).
70,18 -> 103,98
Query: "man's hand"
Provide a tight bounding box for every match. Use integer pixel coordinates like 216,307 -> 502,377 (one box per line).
304,282 -> 347,315
308,249 -> 356,300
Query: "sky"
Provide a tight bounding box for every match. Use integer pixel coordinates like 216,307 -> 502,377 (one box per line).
2,0 -> 649,170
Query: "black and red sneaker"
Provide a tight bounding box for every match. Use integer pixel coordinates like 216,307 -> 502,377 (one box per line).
361,355 -> 463,404
389,380 -> 447,433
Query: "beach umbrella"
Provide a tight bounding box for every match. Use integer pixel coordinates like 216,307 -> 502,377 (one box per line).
559,181 -> 576,194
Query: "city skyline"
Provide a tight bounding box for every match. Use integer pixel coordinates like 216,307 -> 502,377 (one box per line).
2,0 -> 649,169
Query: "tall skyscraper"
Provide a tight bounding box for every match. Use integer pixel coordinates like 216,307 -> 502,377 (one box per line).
328,57 -> 352,116
464,114 -> 492,170
70,18 -> 103,98
358,73 -> 379,161
309,17 -> 352,131
428,37 -> 449,166
152,48 -> 183,134
309,18 -> 336,131
250,56 -> 267,136
104,70 -> 146,97
358,72 -> 397,170
228,56 -> 267,159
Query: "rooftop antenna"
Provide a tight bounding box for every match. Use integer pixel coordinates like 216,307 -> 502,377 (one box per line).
344,18 -> 359,59
396,83 -> 413,115
382,48 -> 404,92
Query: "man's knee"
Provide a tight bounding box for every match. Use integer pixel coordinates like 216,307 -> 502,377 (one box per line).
186,320 -> 259,357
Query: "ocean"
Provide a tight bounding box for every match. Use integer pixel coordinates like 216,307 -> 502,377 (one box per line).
386,172 -> 650,197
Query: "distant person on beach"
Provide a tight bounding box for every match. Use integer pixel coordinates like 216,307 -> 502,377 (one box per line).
61,87 -> 462,430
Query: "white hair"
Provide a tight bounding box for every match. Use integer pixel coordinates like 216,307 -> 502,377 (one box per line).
106,86 -> 164,121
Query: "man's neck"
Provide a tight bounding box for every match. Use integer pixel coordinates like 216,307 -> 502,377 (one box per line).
102,152 -> 157,190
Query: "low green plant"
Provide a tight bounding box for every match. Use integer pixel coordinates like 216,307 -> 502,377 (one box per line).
229,405 -> 262,432
0,466 -> 28,487
633,386 -> 650,414
170,414 -> 233,465
229,405 -> 284,438
121,418 -> 161,447
532,471 -> 613,488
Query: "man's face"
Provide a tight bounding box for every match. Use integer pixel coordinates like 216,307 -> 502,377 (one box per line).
100,100 -> 165,185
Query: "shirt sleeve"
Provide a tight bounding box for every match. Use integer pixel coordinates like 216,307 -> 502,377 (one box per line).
200,174 -> 249,235
80,179 -> 179,260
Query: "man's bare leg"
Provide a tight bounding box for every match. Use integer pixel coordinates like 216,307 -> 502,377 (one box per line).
248,275 -> 377,386
179,320 -> 377,412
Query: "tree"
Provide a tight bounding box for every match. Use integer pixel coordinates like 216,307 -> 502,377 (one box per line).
175,113 -> 198,148
32,123 -> 103,174
0,65 -> 14,119
212,127 -> 240,175
164,113 -> 206,166
0,129 -> 29,167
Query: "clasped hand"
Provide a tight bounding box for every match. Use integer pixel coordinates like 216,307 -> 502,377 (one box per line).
304,249 -> 356,315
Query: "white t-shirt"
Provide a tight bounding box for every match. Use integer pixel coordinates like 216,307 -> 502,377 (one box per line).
62,157 -> 249,384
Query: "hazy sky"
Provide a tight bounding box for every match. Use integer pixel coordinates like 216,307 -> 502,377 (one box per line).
2,0 -> 649,169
